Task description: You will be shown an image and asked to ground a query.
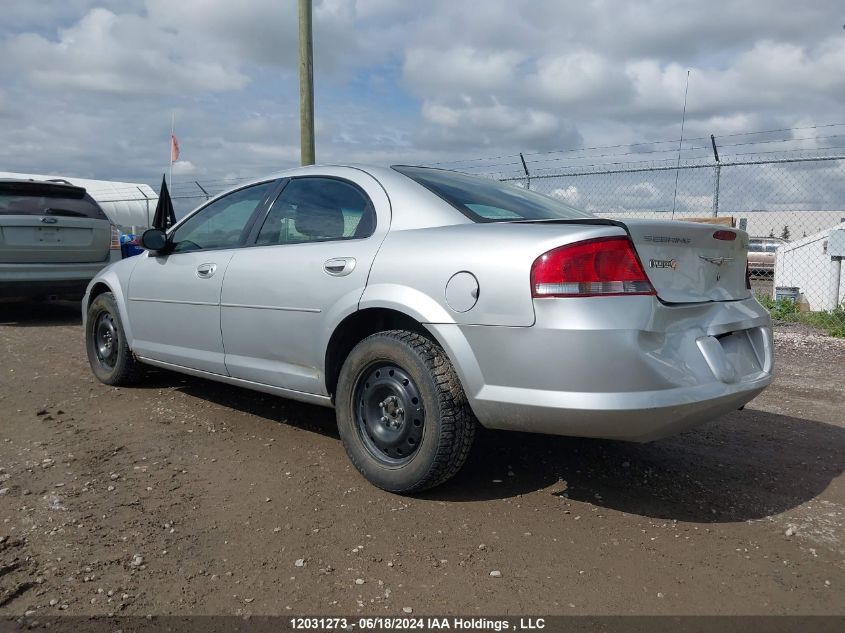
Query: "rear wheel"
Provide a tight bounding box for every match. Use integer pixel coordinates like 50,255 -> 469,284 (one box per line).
336,330 -> 475,493
85,292 -> 143,385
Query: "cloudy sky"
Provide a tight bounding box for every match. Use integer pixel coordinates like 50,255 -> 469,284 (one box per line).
1,0 -> 843,195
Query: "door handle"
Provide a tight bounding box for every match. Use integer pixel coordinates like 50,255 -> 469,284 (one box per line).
196,263 -> 217,278
324,257 -> 356,277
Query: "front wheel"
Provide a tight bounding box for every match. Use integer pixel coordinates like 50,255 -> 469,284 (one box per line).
85,292 -> 143,385
335,330 -> 476,494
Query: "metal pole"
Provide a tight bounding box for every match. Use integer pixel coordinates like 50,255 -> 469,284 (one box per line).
829,257 -> 842,311
519,153 -> 531,190
195,181 -> 211,200
169,112 -> 175,188
670,70 -> 691,219
710,134 -> 720,218
299,0 -> 315,166
712,165 -> 721,218
136,186 -> 151,228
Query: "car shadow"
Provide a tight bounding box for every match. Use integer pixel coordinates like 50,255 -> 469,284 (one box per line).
136,369 -> 340,438
428,408 -> 844,523
128,369 -> 843,524
0,299 -> 82,327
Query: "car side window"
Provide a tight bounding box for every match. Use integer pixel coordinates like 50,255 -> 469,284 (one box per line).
170,181 -> 275,253
255,177 -> 375,246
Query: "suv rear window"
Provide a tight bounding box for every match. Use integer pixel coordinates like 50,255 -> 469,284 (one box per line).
0,181 -> 108,220
392,165 -> 593,223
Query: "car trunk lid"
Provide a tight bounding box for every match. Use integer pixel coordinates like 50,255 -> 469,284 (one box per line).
623,219 -> 749,303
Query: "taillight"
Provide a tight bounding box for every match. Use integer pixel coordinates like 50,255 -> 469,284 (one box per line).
713,230 -> 737,241
110,225 -> 121,250
531,236 -> 656,298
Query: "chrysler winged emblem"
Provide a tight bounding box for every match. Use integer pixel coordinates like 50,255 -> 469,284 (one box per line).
699,255 -> 734,266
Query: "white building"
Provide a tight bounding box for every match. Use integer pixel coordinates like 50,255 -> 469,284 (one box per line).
774,225 -> 845,311
0,171 -> 158,231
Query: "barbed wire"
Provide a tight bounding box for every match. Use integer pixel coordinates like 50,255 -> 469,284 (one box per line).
37,121 -> 845,204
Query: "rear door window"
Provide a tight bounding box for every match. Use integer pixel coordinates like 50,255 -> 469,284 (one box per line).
255,177 -> 376,246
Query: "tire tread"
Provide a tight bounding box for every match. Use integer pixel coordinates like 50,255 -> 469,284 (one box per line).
86,293 -> 144,386
340,329 -> 476,493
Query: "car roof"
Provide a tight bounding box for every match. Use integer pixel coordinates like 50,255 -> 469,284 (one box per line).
236,164 -> 426,187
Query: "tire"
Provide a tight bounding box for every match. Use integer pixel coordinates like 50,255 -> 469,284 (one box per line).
85,292 -> 143,385
335,330 -> 476,494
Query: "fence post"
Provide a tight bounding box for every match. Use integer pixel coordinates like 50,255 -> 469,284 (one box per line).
519,153 -> 531,190
710,134 -> 720,218
195,181 -> 211,200
136,186 -> 152,228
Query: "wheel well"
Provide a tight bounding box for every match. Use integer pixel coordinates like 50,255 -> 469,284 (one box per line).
325,308 -> 432,398
87,282 -> 112,308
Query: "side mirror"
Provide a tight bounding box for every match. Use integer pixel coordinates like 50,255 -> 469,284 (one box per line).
141,228 -> 168,252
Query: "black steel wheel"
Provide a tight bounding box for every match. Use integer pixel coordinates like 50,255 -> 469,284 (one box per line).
93,311 -> 119,369
85,291 -> 143,385
354,363 -> 425,464
336,330 -> 476,494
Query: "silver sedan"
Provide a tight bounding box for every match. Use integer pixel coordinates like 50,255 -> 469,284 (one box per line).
82,165 -> 773,493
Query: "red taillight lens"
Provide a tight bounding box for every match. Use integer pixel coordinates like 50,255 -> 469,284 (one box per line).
713,230 -> 737,241
531,236 -> 656,298
110,225 -> 121,250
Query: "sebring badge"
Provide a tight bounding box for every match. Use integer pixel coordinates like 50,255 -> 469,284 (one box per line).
649,258 -> 678,270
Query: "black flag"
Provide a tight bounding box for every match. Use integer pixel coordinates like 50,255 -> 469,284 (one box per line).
152,175 -> 177,230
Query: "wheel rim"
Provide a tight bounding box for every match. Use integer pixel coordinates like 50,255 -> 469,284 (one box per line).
354,363 -> 425,465
94,311 -> 119,369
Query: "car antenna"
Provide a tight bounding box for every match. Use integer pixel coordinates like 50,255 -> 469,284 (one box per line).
670,70 -> 691,220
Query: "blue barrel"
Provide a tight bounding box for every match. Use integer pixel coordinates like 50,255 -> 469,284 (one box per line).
120,233 -> 145,258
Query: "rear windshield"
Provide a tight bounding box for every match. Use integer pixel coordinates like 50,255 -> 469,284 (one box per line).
0,183 -> 108,220
392,166 -> 593,223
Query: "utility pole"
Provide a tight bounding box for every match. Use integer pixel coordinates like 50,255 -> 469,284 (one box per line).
298,0 -> 315,166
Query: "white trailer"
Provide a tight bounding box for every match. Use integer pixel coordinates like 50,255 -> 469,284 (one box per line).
774,225 -> 845,311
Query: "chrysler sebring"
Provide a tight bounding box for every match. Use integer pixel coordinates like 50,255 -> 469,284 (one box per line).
82,165 -> 773,492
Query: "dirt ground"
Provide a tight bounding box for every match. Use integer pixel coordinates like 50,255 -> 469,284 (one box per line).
0,300 -> 843,617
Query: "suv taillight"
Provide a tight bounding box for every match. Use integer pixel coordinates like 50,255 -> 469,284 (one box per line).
110,225 -> 121,250
531,236 -> 655,298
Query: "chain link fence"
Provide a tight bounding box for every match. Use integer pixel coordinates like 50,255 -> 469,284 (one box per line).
94,129 -> 845,336
490,151 -> 845,336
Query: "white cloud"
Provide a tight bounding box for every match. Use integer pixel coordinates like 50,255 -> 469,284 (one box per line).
404,46 -> 525,97
549,185 -> 580,205
0,0 -> 843,191
2,8 -> 248,94
171,160 -> 199,176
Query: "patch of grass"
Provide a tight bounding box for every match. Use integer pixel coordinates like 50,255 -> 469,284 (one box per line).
754,292 -> 845,337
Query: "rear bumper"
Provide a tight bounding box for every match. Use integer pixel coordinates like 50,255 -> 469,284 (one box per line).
428,296 -> 774,442
0,255 -> 119,297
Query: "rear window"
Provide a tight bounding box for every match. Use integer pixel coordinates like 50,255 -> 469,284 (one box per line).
0,182 -> 108,220
392,166 -> 593,223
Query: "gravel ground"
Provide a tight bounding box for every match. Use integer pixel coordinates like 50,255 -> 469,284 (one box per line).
0,300 -> 843,616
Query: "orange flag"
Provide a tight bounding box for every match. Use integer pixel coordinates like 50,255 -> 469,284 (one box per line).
171,134 -> 180,163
